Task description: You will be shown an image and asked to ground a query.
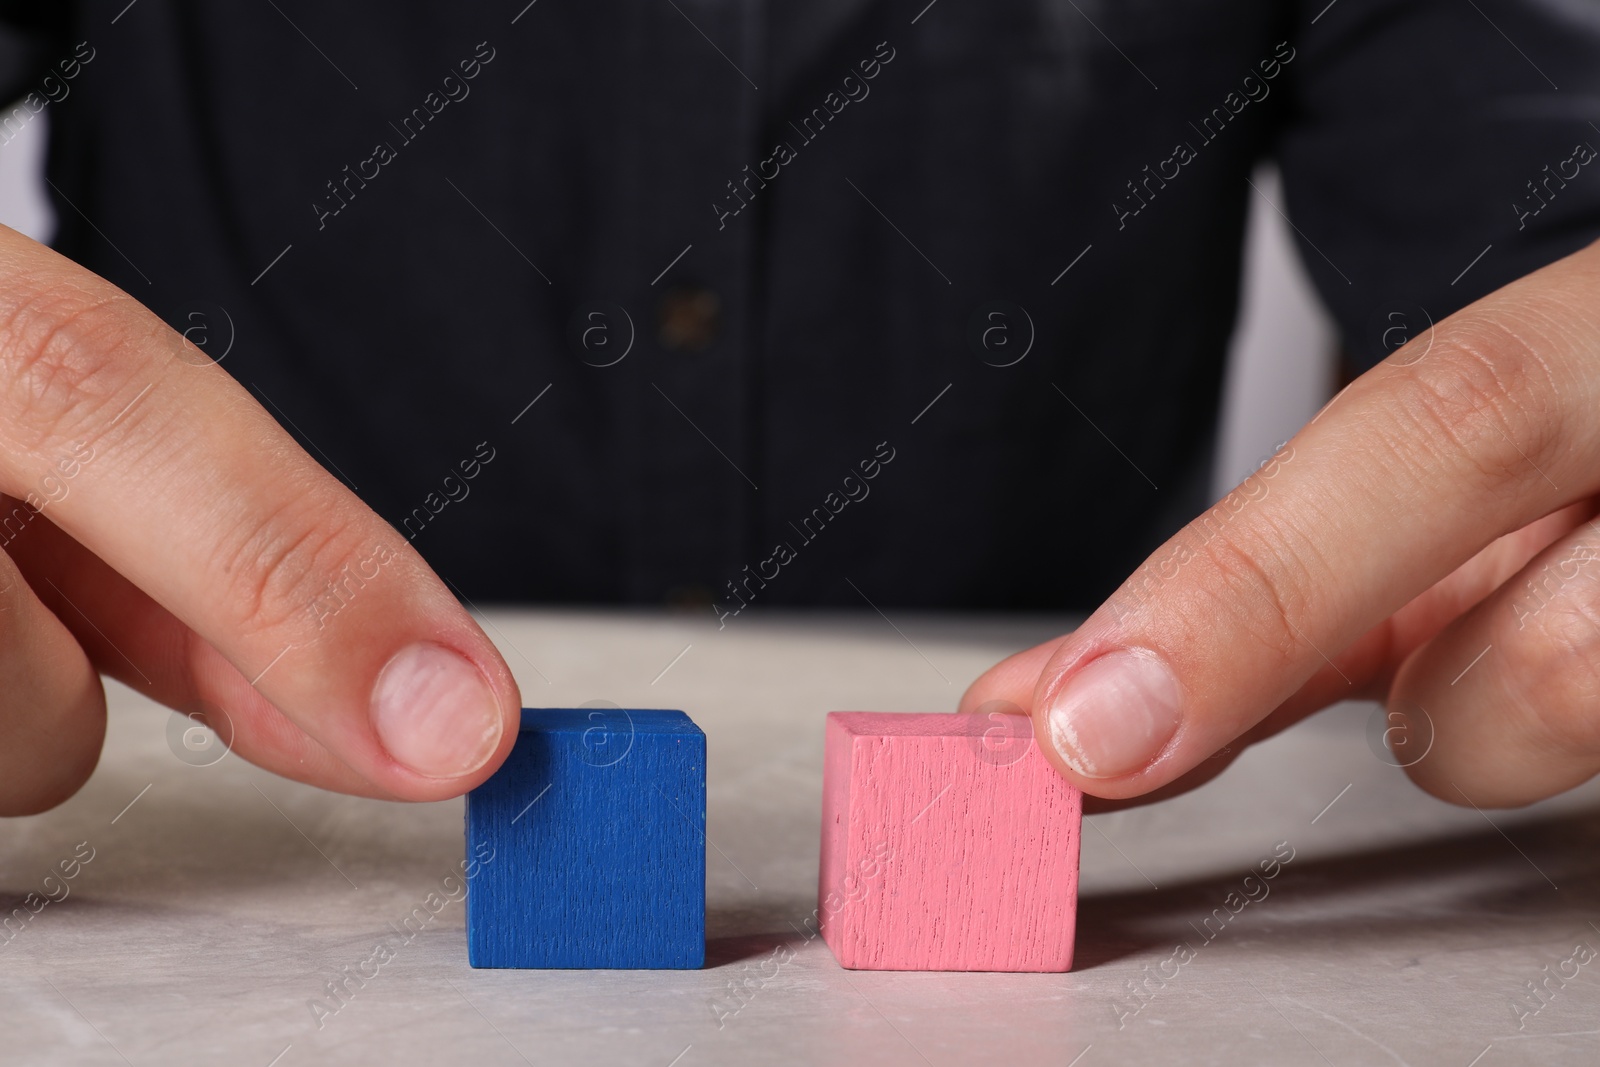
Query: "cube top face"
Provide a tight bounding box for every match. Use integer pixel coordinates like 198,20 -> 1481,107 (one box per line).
827,711 -> 1030,740
517,707 -> 701,737
819,711 -> 1082,972
467,708 -> 705,969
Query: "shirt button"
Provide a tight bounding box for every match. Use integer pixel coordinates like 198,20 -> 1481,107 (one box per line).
656,286 -> 722,352
663,584 -> 714,608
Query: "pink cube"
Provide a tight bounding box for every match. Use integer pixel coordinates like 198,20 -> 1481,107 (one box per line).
818,711 -> 1083,971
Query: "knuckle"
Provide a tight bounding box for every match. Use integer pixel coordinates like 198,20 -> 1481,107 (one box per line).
214,499 -> 370,642
0,280 -> 150,451
1377,318 -> 1564,492
1183,524 -> 1309,668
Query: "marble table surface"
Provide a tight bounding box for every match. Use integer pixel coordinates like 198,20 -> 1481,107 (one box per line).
4,608 -> 1598,1066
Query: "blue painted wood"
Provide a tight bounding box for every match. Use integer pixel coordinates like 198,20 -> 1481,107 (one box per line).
466,708 -> 706,968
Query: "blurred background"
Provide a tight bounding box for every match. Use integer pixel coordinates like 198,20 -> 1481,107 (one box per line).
0,112 -> 1337,514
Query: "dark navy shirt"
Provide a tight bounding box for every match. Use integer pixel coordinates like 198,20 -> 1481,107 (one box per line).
1,0 -> 1597,613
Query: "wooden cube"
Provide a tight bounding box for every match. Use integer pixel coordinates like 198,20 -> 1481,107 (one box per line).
466,708 -> 705,968
818,711 -> 1082,971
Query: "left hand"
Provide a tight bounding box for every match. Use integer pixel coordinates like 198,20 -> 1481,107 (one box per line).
962,236 -> 1600,812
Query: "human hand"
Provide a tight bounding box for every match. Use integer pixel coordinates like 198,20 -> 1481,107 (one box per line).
963,237 -> 1600,811
0,225 -> 521,814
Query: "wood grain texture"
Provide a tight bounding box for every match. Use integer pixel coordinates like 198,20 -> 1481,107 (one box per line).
466,708 -> 705,968
818,711 -> 1082,971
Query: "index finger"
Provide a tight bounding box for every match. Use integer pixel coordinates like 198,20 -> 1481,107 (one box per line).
0,227 -> 521,800
1027,237 -> 1600,798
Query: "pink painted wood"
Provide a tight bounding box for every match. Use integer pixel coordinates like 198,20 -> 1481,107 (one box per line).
818,711 -> 1083,971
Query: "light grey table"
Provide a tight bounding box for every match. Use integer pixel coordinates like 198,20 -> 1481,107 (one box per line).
3,609 -> 1597,1066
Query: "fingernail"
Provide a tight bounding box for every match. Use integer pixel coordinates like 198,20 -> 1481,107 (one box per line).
371,642 -> 504,779
1045,649 -> 1182,779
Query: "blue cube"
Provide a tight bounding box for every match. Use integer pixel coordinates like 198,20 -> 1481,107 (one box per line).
465,707 -> 706,968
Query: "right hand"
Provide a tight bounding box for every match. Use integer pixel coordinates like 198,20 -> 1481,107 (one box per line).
0,224 -> 522,814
